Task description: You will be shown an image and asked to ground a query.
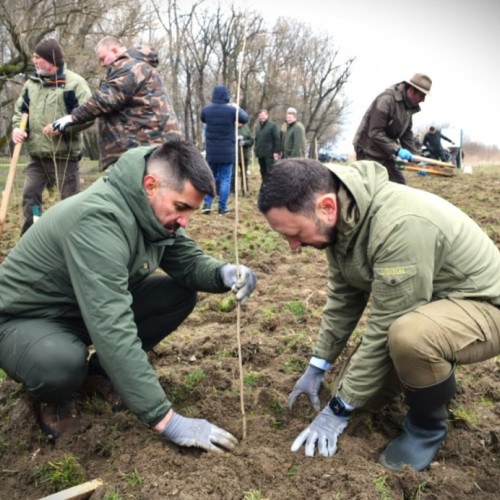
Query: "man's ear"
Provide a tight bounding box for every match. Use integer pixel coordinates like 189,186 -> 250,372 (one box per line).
143,174 -> 160,199
316,193 -> 338,223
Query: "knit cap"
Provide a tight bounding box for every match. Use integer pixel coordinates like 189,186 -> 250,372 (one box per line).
34,38 -> 64,67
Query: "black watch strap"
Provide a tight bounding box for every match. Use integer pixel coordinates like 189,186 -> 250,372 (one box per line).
329,396 -> 352,417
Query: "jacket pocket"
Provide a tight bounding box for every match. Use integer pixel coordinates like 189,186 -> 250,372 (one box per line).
372,264 -> 418,311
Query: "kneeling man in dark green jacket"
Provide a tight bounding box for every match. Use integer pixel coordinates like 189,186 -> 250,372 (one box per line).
0,141 -> 257,452
258,158 -> 500,471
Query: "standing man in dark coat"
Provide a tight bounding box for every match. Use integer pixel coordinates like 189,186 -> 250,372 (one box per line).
254,108 -> 280,183
353,73 -> 432,184
423,126 -> 454,161
200,84 -> 249,215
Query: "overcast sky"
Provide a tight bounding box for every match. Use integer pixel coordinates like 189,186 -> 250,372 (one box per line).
236,0 -> 500,153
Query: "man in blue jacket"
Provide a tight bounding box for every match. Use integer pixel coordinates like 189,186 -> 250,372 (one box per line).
0,141 -> 257,451
200,84 -> 249,215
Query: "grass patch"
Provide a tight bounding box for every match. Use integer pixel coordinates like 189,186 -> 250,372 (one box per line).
36,454 -> 85,493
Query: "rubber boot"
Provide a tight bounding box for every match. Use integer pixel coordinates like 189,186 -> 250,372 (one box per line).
379,370 -> 456,472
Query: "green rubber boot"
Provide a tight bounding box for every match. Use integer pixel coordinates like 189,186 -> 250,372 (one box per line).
379,370 -> 456,472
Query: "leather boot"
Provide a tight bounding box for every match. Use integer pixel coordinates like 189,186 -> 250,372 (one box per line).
39,399 -> 80,440
79,374 -> 127,412
83,353 -> 127,412
379,370 -> 456,471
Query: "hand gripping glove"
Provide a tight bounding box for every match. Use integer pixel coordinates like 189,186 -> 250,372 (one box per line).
288,364 -> 325,411
397,148 -> 413,161
52,115 -> 74,132
220,264 -> 257,305
291,404 -> 349,457
161,413 -> 238,452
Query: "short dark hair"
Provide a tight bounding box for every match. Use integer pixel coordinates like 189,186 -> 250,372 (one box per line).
146,141 -> 216,197
258,158 -> 339,216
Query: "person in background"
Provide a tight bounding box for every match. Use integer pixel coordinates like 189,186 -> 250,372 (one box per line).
423,126 -> 454,161
353,73 -> 432,184
258,157 -> 500,472
11,38 -> 92,235
254,108 -> 280,183
0,141 -> 257,451
200,84 -> 249,215
53,36 -> 181,171
281,107 -> 306,158
231,122 -> 254,195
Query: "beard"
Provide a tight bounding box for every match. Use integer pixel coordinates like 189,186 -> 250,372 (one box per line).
312,217 -> 337,249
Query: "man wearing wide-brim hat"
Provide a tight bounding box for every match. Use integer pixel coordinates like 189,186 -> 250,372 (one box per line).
353,72 -> 432,184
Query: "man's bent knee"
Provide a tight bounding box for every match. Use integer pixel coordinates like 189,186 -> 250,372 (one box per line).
388,312 -> 450,386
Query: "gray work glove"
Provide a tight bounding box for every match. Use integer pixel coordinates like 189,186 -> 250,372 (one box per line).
52,114 -> 74,132
291,404 -> 349,457
288,364 -> 326,411
220,264 -> 257,305
161,413 -> 238,452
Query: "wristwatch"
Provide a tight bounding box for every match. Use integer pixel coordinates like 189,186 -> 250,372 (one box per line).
329,396 -> 353,417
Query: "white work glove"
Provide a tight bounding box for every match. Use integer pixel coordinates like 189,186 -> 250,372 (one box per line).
288,364 -> 326,411
220,264 -> 257,305
52,115 -> 74,132
291,404 -> 349,457
161,413 -> 238,452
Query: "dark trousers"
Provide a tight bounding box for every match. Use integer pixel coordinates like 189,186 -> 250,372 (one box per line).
257,156 -> 274,181
21,156 -> 81,235
355,150 -> 406,185
0,275 -> 196,403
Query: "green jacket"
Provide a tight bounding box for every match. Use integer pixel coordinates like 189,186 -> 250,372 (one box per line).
0,146 -> 228,425
282,121 -> 306,158
237,124 -> 254,166
312,161 -> 500,407
12,67 -> 92,160
254,118 -> 280,159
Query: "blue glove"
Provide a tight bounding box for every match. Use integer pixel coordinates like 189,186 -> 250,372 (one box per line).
288,364 -> 326,411
52,115 -> 74,132
397,148 -> 413,161
291,404 -> 350,457
161,413 -> 238,452
220,264 -> 257,305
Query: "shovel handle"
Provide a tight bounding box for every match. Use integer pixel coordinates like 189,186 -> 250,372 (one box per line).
0,113 -> 28,242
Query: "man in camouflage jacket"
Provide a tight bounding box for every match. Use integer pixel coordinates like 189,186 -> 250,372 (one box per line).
53,36 -> 181,170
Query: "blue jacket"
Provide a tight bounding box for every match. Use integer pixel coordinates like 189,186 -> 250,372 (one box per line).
201,85 -> 249,163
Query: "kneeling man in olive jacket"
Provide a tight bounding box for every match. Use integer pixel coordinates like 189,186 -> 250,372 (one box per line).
0,141 -> 257,452
258,158 -> 500,471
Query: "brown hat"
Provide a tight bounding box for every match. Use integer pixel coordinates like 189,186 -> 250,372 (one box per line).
34,38 -> 64,67
404,73 -> 432,95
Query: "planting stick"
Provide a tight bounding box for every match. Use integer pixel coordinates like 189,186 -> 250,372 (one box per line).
37,478 -> 103,500
233,13 -> 249,441
239,146 -> 248,196
0,113 -> 28,243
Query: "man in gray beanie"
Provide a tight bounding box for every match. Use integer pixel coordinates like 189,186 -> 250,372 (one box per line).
353,73 -> 432,184
11,38 -> 92,235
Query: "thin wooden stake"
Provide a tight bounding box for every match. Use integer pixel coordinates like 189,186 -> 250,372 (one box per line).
234,13 -> 249,440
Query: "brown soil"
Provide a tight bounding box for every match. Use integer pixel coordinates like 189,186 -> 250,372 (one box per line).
1,164 -> 500,499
